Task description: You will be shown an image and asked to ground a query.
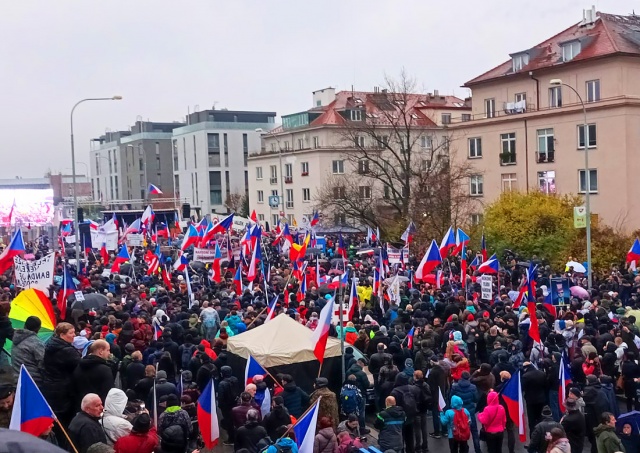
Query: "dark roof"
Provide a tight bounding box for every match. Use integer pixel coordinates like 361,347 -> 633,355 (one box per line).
466,12 -> 640,86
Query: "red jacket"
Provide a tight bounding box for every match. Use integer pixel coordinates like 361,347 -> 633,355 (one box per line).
114,427 -> 158,453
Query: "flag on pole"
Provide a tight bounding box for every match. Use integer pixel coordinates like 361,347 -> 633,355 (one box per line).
478,254 -> 500,274
197,380 -> 220,449
558,353 -> 572,413
400,221 -> 416,245
210,243 -> 222,283
415,240 -> 442,281
181,225 -> 200,251
9,365 -> 56,437
245,355 -> 268,386
264,295 -> 279,323
141,205 -> 155,226
406,327 -> 415,349
500,370 -> 526,442
0,229 -> 25,274
57,265 -> 77,319
148,184 -> 163,195
439,226 -> 456,258
185,267 -> 194,308
100,243 -> 109,265
233,266 -> 243,294
162,265 -> 173,291
453,228 -> 470,256
481,232 -> 488,262
293,398 -> 322,453
525,263 -> 541,344
310,296 -> 334,364
438,387 -> 446,411
110,245 -> 130,274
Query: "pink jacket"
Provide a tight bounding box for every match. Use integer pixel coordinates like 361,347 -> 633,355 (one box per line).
477,391 -> 506,433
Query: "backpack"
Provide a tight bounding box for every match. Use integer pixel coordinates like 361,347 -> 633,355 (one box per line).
452,408 -> 471,442
181,345 -> 195,370
340,386 -> 360,415
400,389 -> 418,418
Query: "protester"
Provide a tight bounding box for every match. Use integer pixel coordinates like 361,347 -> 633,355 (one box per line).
263,396 -> 292,441
309,377 -> 339,430
281,374 -> 310,419
477,391 -> 506,453
113,412 -> 158,453
594,412 -> 625,453
74,339 -> 116,409
234,408 -> 268,453
314,416 -> 338,453
374,396 -> 406,453
10,315 -> 45,384
440,395 -> 471,453
100,388 -> 133,446
68,393 -> 108,453
0,383 -> 14,429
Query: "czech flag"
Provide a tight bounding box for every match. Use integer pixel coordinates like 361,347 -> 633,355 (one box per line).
500,370 -> 526,442
57,265 -> 77,319
173,253 -> 189,272
453,228 -> 470,256
297,274 -> 307,302
469,255 -> 480,270
526,263 -> 541,344
141,205 -> 155,226
210,213 -> 235,236
310,295 -> 334,364
627,238 -> 640,263
0,229 -> 25,274
210,244 -> 223,283
197,380 -> 220,449
162,265 -> 173,291
245,355 -> 268,385
9,365 -> 55,437
336,234 -> 346,257
478,254 -> 499,274
148,184 -> 163,195
406,327 -> 415,349
481,232 -> 487,262
558,353 -> 572,413
439,226 -> 456,258
293,399 -> 321,453
247,241 -> 259,282
310,211 -> 319,227
181,225 -> 200,251
401,221 -> 416,245
264,295 -> 279,323
348,277 -> 359,320
233,266 -> 243,294
100,243 -> 109,265
415,239 -> 442,281
110,245 -> 130,274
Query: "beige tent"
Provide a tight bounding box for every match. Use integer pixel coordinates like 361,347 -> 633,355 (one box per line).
227,313 -> 342,367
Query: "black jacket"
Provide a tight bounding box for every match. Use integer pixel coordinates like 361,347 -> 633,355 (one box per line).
41,336 -> 81,417
234,421 -> 268,453
68,411 -> 107,453
413,378 -> 433,413
374,405 -> 406,452
281,381 -> 310,418
561,409 -> 586,453
521,365 -> 546,404
124,361 -> 146,391
369,352 -> 392,377
583,382 -> 610,427
72,354 -> 115,409
263,405 -> 292,441
218,376 -> 241,410
391,374 -> 424,422
529,415 -> 562,453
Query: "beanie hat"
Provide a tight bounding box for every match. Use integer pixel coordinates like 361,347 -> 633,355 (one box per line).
132,413 -> 151,433
24,316 -> 41,332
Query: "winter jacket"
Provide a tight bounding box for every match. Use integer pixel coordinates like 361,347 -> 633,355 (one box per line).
234,420 -> 269,453
427,363 -> 448,410
41,336 -> 81,417
157,406 -> 192,443
374,405 -> 406,452
337,435 -> 363,453
114,427 -> 159,453
264,437 -> 299,453
281,381 -> 310,418
583,382 -> 611,428
413,378 -> 433,413
314,427 -> 338,453
73,353 -> 115,408
451,358 -> 470,381
620,431 -> 640,453
470,369 -> 495,395
477,391 -> 506,433
10,329 -> 45,384
101,388 -> 133,446
440,395 -> 471,439
264,405 -> 293,441
594,423 -> 626,453
124,360 -> 146,392
391,373 -> 424,422
548,438 -> 572,453
368,352 -> 392,378
68,411 -> 108,453
232,402 -> 262,429
450,376 -> 478,415
346,363 -> 370,395
310,387 -> 340,430
521,365 -> 547,405
218,374 -> 241,410
528,414 -> 562,453
561,409 -> 586,453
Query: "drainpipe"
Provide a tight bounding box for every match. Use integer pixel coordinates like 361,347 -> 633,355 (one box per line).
529,72 -> 540,110
524,119 -> 529,191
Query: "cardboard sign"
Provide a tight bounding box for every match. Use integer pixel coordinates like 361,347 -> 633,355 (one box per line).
14,252 -> 55,292
126,233 -> 144,247
74,291 -> 85,301
480,275 -> 493,300
91,229 -> 119,250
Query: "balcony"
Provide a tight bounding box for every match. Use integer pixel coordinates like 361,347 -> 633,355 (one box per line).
536,152 -> 555,163
285,176 -> 293,184
270,177 -> 278,184
499,152 -> 516,166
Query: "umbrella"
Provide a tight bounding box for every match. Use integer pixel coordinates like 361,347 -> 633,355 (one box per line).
0,429 -> 68,453
190,261 -> 206,270
565,261 -> 586,273
330,258 -> 344,265
422,274 -> 444,285
616,411 -> 640,434
570,286 -> 590,299
384,276 -> 409,284
328,269 -> 343,276
5,289 -> 56,354
305,247 -> 323,257
70,292 -> 109,310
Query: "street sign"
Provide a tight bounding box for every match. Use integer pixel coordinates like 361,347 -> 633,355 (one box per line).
573,206 -> 587,228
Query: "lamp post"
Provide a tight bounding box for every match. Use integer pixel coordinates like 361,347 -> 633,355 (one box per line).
549,79 -> 591,289
255,128 -> 285,221
71,96 -> 122,262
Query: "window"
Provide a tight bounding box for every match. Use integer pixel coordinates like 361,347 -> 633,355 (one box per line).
194,173 -> 199,205
358,159 -> 370,174
313,136 -> 319,148
283,141 -> 290,150
471,213 -> 484,225
350,109 -> 362,121
208,171 -> 222,205
243,134 -> 248,166
270,143 -> 276,152
421,136 -> 432,149
207,133 -> 220,166
272,214 -> 279,226
257,190 -> 264,203
538,171 -> 556,194
286,189 -> 294,208
295,138 -> 302,150
461,114 -> 471,122
332,160 -> 344,174
172,140 -> 179,171
578,124 -> 597,149
301,162 -> 309,176
354,136 -> 365,147
579,169 -> 598,193
223,133 -> 229,167
174,175 -> 180,196
537,128 -> 555,163
256,167 -> 263,180
359,186 -> 371,199
334,213 -> 346,225
113,151 -> 118,173
270,165 -> 278,184
515,92 -> 527,103
586,80 -> 600,102
271,189 -> 278,197
258,214 -> 265,222
441,113 -> 452,125
549,86 -> 562,108
512,53 -> 529,72
470,175 -> 483,196
333,186 -> 346,199
284,163 -> 293,182
468,137 -> 482,158
500,133 -> 516,165
380,135 -> 390,148
562,40 -> 581,62
484,99 -> 496,118
302,188 -> 311,202
501,173 -> 518,192
192,137 -> 197,169
225,170 -> 231,201
183,138 -> 187,168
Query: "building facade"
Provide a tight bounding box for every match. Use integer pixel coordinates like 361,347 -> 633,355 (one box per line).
451,10 -> 640,230
171,109 -> 276,217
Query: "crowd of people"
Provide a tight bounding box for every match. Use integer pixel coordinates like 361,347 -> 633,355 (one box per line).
0,228 -> 640,453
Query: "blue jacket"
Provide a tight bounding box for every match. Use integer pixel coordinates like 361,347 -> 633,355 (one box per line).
266,437 -> 299,453
440,395 -> 471,439
451,377 -> 478,415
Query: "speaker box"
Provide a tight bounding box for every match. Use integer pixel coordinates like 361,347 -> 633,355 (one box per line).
181,203 -> 190,219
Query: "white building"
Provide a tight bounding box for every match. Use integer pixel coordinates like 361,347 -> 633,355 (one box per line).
171,109 -> 276,217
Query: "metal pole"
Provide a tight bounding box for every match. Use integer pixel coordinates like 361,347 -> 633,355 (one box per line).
339,269 -> 346,383
279,144 -> 285,220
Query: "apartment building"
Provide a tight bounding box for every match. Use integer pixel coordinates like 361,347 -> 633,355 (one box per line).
451,9 -> 640,229
90,120 -> 185,205
248,87 -> 470,228
171,109 -> 276,217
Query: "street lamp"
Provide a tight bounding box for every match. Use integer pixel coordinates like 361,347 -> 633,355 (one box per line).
549,79 -> 592,289
255,128 -> 285,220
70,96 -> 122,262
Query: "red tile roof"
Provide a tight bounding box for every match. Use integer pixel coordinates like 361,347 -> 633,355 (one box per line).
465,12 -> 640,86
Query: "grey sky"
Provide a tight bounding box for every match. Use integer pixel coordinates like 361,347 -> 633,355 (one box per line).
0,0 -> 634,177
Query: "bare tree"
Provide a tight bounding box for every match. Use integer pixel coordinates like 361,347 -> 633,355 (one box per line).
224,192 -> 247,216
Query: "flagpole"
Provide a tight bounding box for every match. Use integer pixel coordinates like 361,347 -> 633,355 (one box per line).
338,269 -> 346,384
246,305 -> 269,328
249,356 -> 284,389
55,419 -> 80,453
277,396 -> 322,441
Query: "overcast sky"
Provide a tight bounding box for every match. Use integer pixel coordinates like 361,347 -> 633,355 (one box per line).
0,0 -> 634,177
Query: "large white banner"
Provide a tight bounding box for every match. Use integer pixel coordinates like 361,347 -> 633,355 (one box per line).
14,252 -> 55,292
481,275 -> 493,300
91,229 -> 119,250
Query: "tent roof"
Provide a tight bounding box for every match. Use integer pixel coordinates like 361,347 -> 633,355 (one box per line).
227,314 -> 342,367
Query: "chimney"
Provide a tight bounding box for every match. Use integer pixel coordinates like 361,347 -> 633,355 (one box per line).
582,5 -> 597,26
434,89 -> 439,96
312,87 -> 336,108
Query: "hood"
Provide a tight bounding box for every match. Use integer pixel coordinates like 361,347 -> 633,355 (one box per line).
277,438 -> 297,449
317,427 -> 335,440
104,388 -> 128,416
394,373 -> 410,386
486,391 -> 499,406
511,340 -> 523,353
12,329 -> 37,346
594,424 -> 616,436
345,326 -> 357,333
551,439 -> 571,453
453,331 -> 462,342
201,339 -> 211,349
79,354 -> 107,370
451,395 -> 464,410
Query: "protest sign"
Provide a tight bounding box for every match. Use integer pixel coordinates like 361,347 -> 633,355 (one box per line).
480,275 -> 493,300
14,252 -> 55,292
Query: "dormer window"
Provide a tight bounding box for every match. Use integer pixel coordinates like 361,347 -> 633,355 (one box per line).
512,53 -> 529,72
350,109 -> 362,121
562,40 -> 581,62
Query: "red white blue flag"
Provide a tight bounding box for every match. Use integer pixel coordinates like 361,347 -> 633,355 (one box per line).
9,365 -> 55,437
197,379 -> 220,449
500,370 -> 526,442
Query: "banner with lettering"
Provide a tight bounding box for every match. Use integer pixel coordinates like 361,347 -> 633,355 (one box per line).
14,252 -> 55,292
